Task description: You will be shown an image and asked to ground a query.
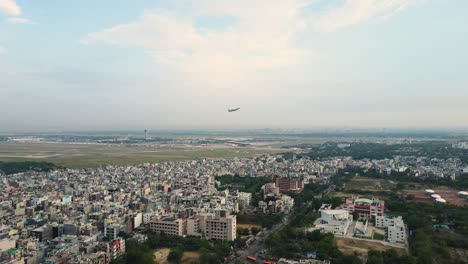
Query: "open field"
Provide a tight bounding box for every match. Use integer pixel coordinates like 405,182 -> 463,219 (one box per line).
181,251 -> 201,263
0,142 -> 281,169
404,186 -> 468,206
336,237 -> 406,258
344,177 -> 396,192
153,248 -> 170,264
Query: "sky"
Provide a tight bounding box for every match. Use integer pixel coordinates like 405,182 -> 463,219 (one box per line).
1,0 -> 467,131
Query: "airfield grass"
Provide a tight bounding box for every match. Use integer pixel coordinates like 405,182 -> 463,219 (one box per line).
0,142 -> 274,169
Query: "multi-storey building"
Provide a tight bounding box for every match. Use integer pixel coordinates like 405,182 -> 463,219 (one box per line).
108,238 -> 125,260
104,224 -> 120,240
343,197 -> 385,219
261,182 -> 280,198
275,177 -> 304,193
149,217 -> 186,236
375,215 -> 406,243
237,192 -> 251,210
204,214 -> 236,241
186,217 -> 201,237
185,210 -> 236,241
317,210 -> 352,236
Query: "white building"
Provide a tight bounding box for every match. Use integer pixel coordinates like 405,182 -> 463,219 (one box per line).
375,216 -> 406,243
133,213 -> 142,228
281,195 -> 295,212
318,210 -> 351,236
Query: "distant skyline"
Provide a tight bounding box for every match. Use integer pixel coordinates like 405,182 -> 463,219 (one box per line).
1,0 -> 467,131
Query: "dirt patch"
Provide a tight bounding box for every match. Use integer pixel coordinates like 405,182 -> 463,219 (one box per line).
181,251 -> 201,263
405,187 -> 468,207
449,248 -> 468,262
336,237 -> 406,258
154,248 -> 170,264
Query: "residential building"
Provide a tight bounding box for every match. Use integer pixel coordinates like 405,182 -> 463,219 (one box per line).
237,192 -> 251,210
275,176 -> 304,193
108,238 -> 125,260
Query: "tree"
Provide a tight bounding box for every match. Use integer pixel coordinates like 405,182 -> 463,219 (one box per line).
251,227 -> 261,235
168,247 -> 184,264
367,250 -> 384,264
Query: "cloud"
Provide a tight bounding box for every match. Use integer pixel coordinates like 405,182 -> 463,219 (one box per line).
6,17 -> 31,24
81,0 -> 422,95
0,0 -> 20,16
0,45 -> 5,54
311,0 -> 422,32
81,1 -> 311,89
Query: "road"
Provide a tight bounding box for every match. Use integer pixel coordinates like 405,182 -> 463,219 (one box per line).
235,214 -> 290,263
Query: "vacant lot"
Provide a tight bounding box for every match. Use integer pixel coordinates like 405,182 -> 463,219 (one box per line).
181,251 -> 201,263
153,248 -> 170,264
336,237 -> 406,258
0,142 -> 278,169
405,186 -> 468,207
344,177 -> 396,192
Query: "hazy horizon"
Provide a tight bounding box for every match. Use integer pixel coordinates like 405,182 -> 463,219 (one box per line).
1,0 -> 467,131
2,126 -> 468,135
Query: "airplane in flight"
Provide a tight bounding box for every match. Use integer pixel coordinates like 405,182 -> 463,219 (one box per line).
228,107 -> 240,112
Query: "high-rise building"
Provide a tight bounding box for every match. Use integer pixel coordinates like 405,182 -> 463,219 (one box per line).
275,176 -> 304,193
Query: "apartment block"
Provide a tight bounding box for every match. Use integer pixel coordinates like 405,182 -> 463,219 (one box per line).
237,192 -> 251,210
275,177 -> 304,193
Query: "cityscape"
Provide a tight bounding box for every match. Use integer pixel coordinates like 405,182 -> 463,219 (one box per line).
1,0 -> 468,264
1,134 -> 467,263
